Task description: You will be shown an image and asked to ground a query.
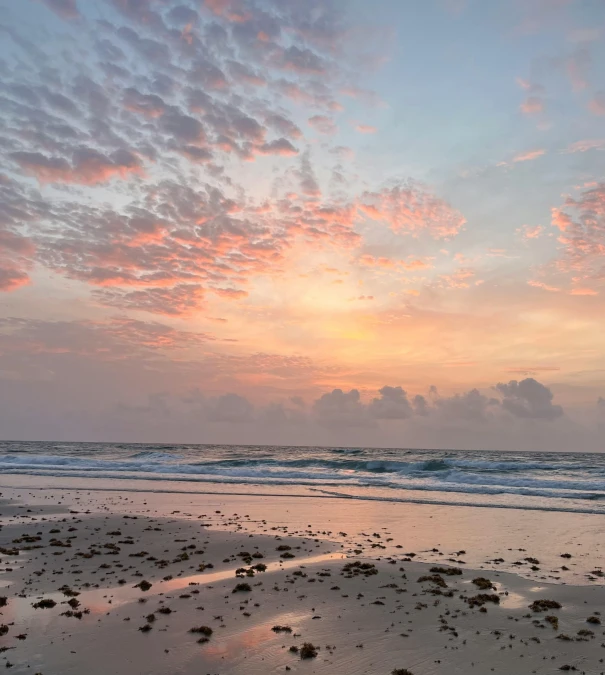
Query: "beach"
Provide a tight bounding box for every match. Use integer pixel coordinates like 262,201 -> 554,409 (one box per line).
2,482 -> 605,675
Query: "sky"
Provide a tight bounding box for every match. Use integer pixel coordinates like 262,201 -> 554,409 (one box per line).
0,0 -> 604,450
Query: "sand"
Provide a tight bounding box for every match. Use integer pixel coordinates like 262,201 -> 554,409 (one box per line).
1,485 -> 605,675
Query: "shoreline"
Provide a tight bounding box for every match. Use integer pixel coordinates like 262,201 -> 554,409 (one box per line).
2,486 -> 605,674
2,471 -> 605,517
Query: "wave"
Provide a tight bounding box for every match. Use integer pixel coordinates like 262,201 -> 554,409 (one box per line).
1,447 -> 604,511
0,461 -> 604,502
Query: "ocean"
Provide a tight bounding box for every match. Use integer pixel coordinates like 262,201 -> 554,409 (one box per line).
1,441 -> 604,515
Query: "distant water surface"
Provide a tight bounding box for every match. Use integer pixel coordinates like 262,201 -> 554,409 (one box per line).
1,441 -> 605,515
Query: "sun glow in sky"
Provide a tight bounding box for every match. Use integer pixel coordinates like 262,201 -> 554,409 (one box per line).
0,0 -> 604,449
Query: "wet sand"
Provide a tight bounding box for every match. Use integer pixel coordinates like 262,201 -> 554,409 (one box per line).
1,486 -> 605,674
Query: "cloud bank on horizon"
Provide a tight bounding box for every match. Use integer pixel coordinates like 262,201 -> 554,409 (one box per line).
0,0 -> 604,449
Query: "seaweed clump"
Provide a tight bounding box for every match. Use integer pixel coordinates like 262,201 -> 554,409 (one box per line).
430,567 -> 462,576
342,561 -> 378,578
467,594 -> 500,607
417,574 -> 447,588
392,670 -> 414,675
299,642 -> 318,659
545,615 -> 559,630
232,582 -> 252,593
190,626 -> 213,637
529,599 -> 561,612
472,577 -> 494,590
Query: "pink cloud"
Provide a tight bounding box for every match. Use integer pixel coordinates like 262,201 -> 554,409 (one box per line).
11,149 -> 144,186
308,115 -> 337,135
0,268 -> 30,292
513,148 -> 546,162
353,123 -> 378,134
565,139 -> 605,153
439,268 -> 476,289
565,48 -> 591,91
589,92 -> 605,115
358,255 -> 433,271
358,182 -> 466,239
570,287 -> 598,296
528,280 -> 561,292
518,224 -> 545,240
94,285 -> 206,316
255,139 -> 299,157
551,208 -> 573,231
203,0 -> 250,23
212,287 -> 248,299
520,96 -> 544,115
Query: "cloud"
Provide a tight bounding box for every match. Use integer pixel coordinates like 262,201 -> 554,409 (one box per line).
358,254 -> 433,271
0,268 -> 30,292
265,114 -> 303,140
312,388 -> 370,427
513,148 -> 546,162
36,0 -> 80,20
569,287 -> 598,296
11,149 -> 144,185
517,224 -> 544,240
94,285 -> 206,316
368,386 -> 413,419
358,182 -> 466,239
495,378 -> 563,419
278,45 -> 326,75
0,316 -> 214,358
123,87 -> 167,117
549,182 -> 605,287
256,138 -> 299,156
434,387 -> 499,422
209,393 -> 254,422
528,280 -> 560,292
308,115 -> 337,135
520,96 -> 544,115
296,150 -> 321,196
589,92 -> 605,115
564,139 -> 605,153
353,123 -> 377,134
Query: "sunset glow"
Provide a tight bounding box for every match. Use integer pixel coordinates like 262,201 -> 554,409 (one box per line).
0,0 -> 604,449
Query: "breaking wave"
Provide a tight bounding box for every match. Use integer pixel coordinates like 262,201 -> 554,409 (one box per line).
1,442 -> 604,512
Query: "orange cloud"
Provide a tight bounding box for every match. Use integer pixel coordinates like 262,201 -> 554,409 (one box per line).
570,287 -> 598,296
520,96 -> 544,115
513,148 -> 546,162
212,287 -> 248,299
528,280 -> 560,292
564,139 -> 605,153
358,183 -> 465,239
354,123 -> 378,134
518,224 -> 544,240
0,268 -> 30,292
358,254 -> 432,271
